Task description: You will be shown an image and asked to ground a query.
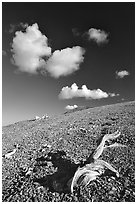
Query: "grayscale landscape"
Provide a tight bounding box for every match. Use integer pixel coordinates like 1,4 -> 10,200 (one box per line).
2,2 -> 135,202
2,101 -> 135,202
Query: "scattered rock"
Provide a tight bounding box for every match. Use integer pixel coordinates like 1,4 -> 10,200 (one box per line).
79,128 -> 87,134
42,115 -> 49,119
35,116 -> 41,120
2,101 -> 135,202
25,168 -> 33,176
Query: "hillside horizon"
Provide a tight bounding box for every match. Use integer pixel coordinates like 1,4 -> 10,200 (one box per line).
3,100 -> 134,127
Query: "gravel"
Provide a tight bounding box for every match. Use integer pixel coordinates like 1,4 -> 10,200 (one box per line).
2,101 -> 135,202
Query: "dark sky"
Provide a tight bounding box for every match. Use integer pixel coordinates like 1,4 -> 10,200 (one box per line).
2,2 -> 135,126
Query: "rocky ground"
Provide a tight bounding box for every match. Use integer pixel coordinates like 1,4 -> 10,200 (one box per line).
2,101 -> 135,202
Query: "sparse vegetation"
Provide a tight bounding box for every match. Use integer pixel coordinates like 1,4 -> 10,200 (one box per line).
2,101 -> 135,202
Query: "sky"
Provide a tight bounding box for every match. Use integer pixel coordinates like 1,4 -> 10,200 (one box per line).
2,2 -> 135,126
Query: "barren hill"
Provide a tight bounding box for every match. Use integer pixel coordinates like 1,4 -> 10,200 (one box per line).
2,101 -> 135,202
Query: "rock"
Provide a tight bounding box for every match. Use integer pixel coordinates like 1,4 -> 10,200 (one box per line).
79,128 -> 87,134
25,168 -> 33,176
35,116 -> 41,120
42,115 -> 49,119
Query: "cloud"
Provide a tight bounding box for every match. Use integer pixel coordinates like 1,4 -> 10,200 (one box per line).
87,28 -> 109,44
11,23 -> 52,74
45,46 -> 85,78
109,93 -> 120,97
59,83 -> 117,100
11,23 -> 85,77
116,70 -> 130,78
65,105 -> 78,110
20,22 -> 28,29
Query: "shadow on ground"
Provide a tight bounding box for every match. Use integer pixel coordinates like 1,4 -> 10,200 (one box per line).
33,149 -> 118,194
33,150 -> 79,193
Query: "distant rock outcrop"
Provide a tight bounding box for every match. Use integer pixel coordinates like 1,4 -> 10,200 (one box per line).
42,115 -> 49,119
33,115 -> 49,120
35,116 -> 41,120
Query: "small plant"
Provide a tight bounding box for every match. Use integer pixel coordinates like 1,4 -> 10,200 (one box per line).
69,130 -> 127,193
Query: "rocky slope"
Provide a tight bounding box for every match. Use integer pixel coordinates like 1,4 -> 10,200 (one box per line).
2,101 -> 135,202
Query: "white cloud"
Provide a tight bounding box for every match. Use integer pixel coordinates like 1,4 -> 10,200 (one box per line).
109,93 -> 120,97
65,105 -> 78,110
11,23 -> 85,77
11,23 -> 51,74
45,46 -> 85,78
59,83 -> 116,100
87,28 -> 109,44
116,70 -> 130,78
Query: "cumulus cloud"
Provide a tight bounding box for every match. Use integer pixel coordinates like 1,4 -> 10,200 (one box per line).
65,105 -> 78,110
116,70 -> 130,78
59,83 -> 117,100
11,23 -> 85,77
45,46 -> 85,78
87,28 -> 109,44
11,23 -> 52,74
109,93 -> 120,97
